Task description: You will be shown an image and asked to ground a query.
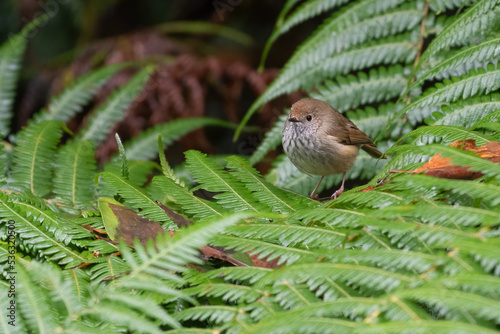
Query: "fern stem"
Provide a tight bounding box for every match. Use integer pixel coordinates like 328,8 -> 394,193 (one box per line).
407,0 -> 430,105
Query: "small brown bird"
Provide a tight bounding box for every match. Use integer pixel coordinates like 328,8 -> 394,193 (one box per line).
282,98 -> 385,200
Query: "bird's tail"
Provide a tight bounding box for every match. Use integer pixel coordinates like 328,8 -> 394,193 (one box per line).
361,144 -> 386,159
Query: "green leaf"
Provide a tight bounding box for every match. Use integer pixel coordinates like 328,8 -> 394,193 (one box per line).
54,140 -> 97,208
33,63 -> 127,124
0,15 -> 49,137
10,121 -> 63,196
419,0 -> 500,67
79,66 -> 153,146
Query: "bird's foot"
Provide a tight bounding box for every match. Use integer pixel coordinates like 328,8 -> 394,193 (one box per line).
331,188 -> 344,200
309,193 -> 320,201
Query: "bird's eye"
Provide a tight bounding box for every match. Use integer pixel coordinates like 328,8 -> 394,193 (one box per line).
306,115 -> 312,121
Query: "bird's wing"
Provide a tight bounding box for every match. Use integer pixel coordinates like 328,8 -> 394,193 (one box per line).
343,122 -> 374,145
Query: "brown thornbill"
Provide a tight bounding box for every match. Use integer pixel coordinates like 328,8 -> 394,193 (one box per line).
282,98 -> 386,200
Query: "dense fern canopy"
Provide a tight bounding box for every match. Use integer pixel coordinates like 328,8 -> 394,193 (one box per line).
1,0 -> 500,333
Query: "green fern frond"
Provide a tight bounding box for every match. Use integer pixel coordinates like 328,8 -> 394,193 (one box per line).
16,263 -> 58,333
123,213 -> 246,280
204,267 -> 272,284
393,144 -> 500,179
249,113 -> 287,165
33,63 -> 127,124
89,254 -> 129,282
399,125 -> 498,145
377,204 -> 500,228
99,171 -> 174,227
185,151 -> 262,212
123,117 -> 237,161
174,305 -> 238,324
471,107 -> 500,130
211,234 -> 315,265
226,156 -> 315,213
255,262 -> 415,293
438,273 -> 500,297
97,291 -> 181,329
312,65 -> 408,112
79,66 -> 153,146
398,63 -> 500,124
325,190 -> 407,209
0,16 -> 47,137
347,103 -> 405,139
259,0 -> 351,69
242,317 -> 355,334
356,320 -> 499,334
449,239 -> 500,275
150,175 -> 226,220
224,222 -> 347,249
12,194 -> 92,242
0,194 -> 87,267
10,121 -> 63,196
398,287 -> 500,324
419,0 -> 500,67
432,93 -> 500,127
115,134 -> 129,179
184,283 -> 264,303
322,248 -> 449,274
103,159 -> 158,188
54,140 -> 97,208
157,134 -> 186,188
273,282 -> 322,309
413,38 -> 500,89
385,174 -> 500,207
429,0 -> 476,12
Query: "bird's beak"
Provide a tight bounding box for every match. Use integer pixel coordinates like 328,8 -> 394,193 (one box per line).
289,117 -> 299,123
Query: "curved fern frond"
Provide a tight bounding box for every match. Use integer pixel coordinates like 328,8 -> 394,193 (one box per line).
123,117 -> 236,161
432,93 -> 500,127
184,283 -> 264,304
211,234 -> 315,265
224,222 -> 347,249
98,171 -> 174,227
16,263 -> 58,333
185,151 -> 262,212
226,156 -> 315,213
150,175 -> 225,221
54,140 -> 97,208
347,103 -> 405,139
357,320 -> 499,333
394,144 -> 500,179
33,63 -> 127,124
255,262 -> 415,293
412,38 -> 500,89
429,0 -> 475,12
398,287 -> 500,324
377,204 -> 500,228
399,125 -> 498,145
174,305 -> 238,325
312,65 -> 408,112
79,66 -> 153,146
259,0 -> 351,69
398,63 -> 500,124
0,193 -> 87,267
418,0 -> 500,67
0,16 -> 47,137
10,121 -> 63,196
385,174 -> 500,207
